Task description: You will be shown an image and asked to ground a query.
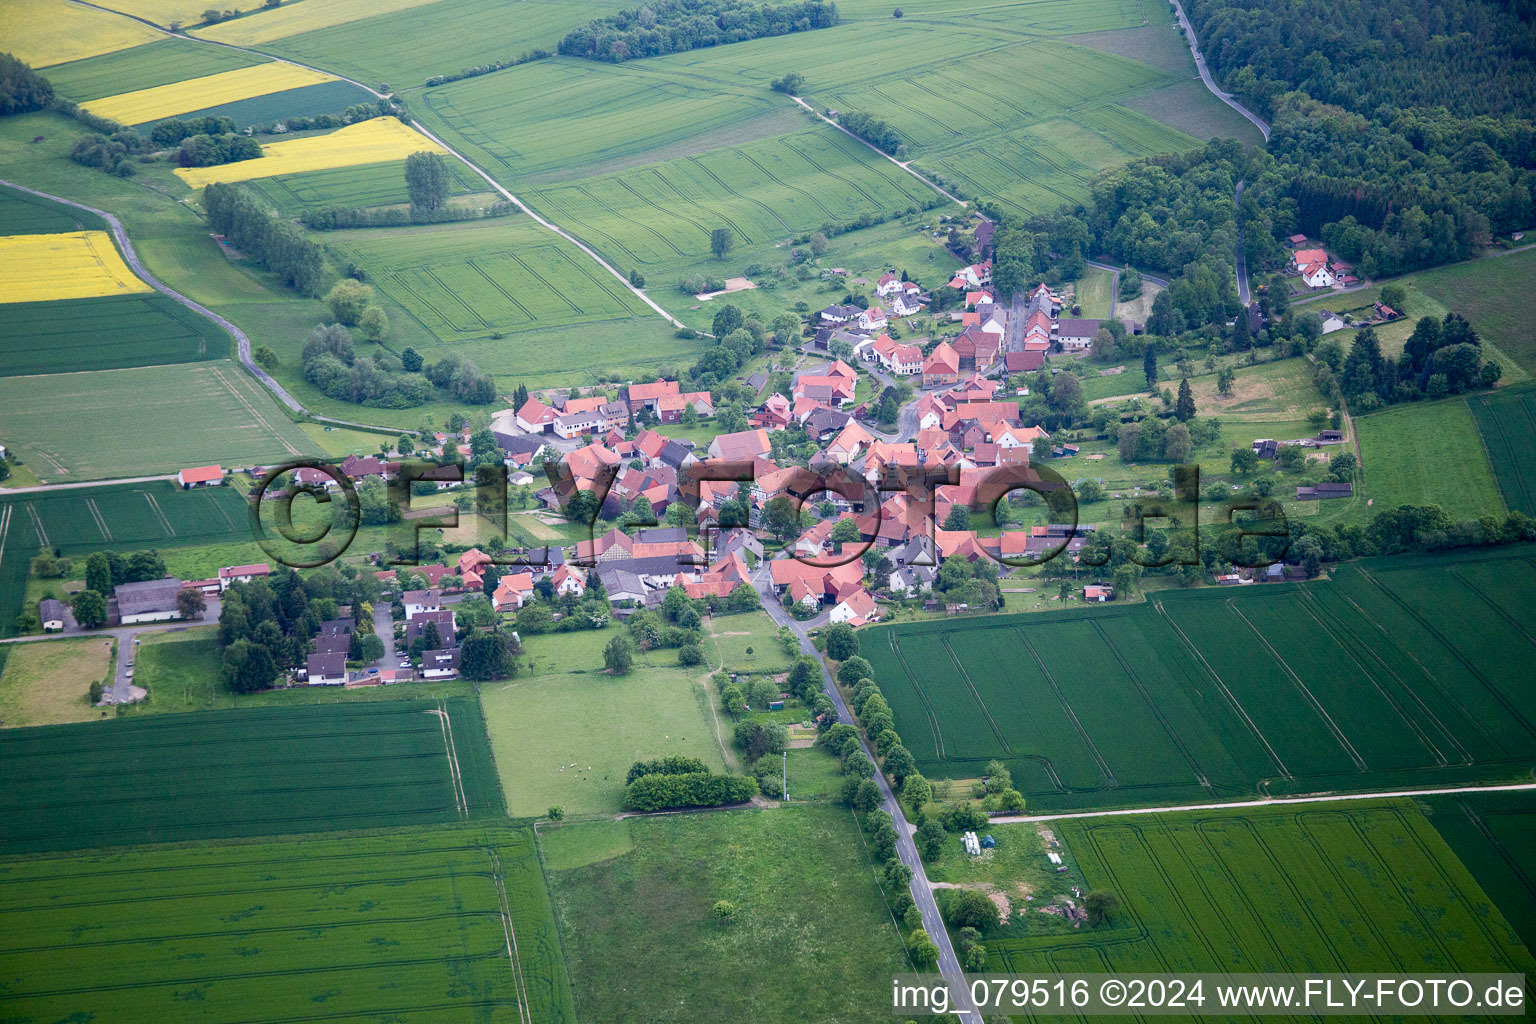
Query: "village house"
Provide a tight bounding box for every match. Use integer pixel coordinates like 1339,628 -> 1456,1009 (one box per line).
421,648 -> 460,680
492,572 -> 535,611
923,341 -> 960,388
1292,248 -> 1336,288
625,378 -> 681,413
305,651 -> 347,686
829,584 -> 881,626
1055,318 -> 1102,352
402,588 -> 442,620
656,391 -> 714,423
218,563 -> 270,591
707,428 -> 773,462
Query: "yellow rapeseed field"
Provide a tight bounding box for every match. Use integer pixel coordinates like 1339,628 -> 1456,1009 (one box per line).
175,117 -> 449,187
0,0 -> 162,67
194,0 -> 444,45
0,231 -> 153,304
83,62 -> 337,125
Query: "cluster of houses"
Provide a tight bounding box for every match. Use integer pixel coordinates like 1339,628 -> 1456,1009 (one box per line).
514,379 -> 715,441
1286,236 -> 1360,289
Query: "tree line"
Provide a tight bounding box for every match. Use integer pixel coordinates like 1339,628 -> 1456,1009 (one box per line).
622,755 -> 757,811
218,564 -> 383,693
203,183 -> 324,294
559,0 -> 839,62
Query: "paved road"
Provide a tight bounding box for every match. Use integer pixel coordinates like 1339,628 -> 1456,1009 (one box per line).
752,564 -> 982,1023
372,600 -> 401,670
0,474 -> 175,495
1167,0 -> 1271,142
1086,259 -> 1168,289
1234,179 -> 1251,304
991,779 -> 1536,824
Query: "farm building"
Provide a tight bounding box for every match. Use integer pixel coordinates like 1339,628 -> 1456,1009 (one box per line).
1084,584 -> 1114,602
176,464 -> 223,488
39,598 -> 66,632
114,577 -> 184,624
1296,482 -> 1353,501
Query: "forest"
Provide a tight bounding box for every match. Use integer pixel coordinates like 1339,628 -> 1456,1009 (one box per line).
557,0 -> 839,62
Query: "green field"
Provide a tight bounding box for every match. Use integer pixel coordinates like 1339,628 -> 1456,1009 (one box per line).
541,806 -> 910,1024
1427,789 -> 1536,953
862,547 -> 1536,811
1468,385 -> 1536,516
480,627 -> 728,817
1355,398 -> 1506,521
243,154 -> 484,215
39,37 -> 267,102
0,481 -> 252,637
0,183 -> 103,233
1413,249 -> 1536,376
137,77 -> 377,130
0,361 -> 319,481
265,0 -> 638,90
0,698 -> 502,853
0,823 -> 574,1023
0,292 -> 231,376
328,216 -> 657,343
974,802 -> 1535,979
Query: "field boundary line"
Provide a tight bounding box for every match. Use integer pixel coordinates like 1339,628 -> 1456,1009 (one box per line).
84,496 -> 113,542
886,630 -> 944,759
1152,598 -> 1290,778
787,96 -> 972,210
1088,619 -> 1210,788
1225,599 -> 1367,773
0,505 -> 10,580
429,702 -> 468,817
990,780 -> 1536,823
207,363 -> 301,458
1292,590 -> 1452,766
1448,567 -> 1536,649
1293,810 -> 1410,971
142,490 -> 176,536
937,632 -> 1012,754
25,502 -> 50,550
484,847 -> 534,1024
1012,626 -> 1117,787
1329,584 -> 1499,760
1357,565 -> 1536,742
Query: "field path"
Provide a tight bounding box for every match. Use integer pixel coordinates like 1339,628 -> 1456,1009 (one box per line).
60,0 -> 691,331
991,779 -> 1536,824
788,96 -> 972,209
1166,0 -> 1270,142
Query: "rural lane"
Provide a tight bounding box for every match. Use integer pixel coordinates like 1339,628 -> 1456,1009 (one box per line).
1,474 -> 175,494
752,564 -> 983,1024
1234,179 -> 1251,304
61,0 -> 693,332
1166,0 -> 1270,142
990,779 -> 1536,824
0,178 -> 424,440
790,96 -> 972,211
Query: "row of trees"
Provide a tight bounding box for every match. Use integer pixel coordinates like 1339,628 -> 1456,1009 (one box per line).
1325,313 -> 1500,411
836,111 -> 904,157
175,132 -> 263,168
203,183 -> 324,294
559,0 -> 839,62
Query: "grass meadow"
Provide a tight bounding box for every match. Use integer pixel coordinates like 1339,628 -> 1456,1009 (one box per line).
480,627 -> 727,817
541,806 -> 910,1024
0,698 -> 502,853
1413,249 -> 1536,376
1355,397 -> 1506,521
861,547 -> 1536,811
0,823 -> 575,1023
0,362 -> 319,481
1468,385 -> 1536,516
972,802 -> 1535,978
0,636 -> 115,728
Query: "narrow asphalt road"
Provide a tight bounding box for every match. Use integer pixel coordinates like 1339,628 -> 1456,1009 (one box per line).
1234,179 -> 1251,304
753,564 -> 982,1023
0,474 -> 175,495
1167,0 -> 1271,142
991,779 -> 1536,824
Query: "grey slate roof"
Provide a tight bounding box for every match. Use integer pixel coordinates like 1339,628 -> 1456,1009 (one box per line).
114,578 -> 183,617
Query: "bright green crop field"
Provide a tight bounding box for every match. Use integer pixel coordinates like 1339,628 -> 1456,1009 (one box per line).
862,547 -> 1536,811
1468,385 -> 1536,516
0,292 -> 230,376
242,154 -> 485,215
327,216 -> 656,342
972,802 -> 1535,979
0,361 -> 319,481
0,823 -> 574,1023
0,698 -> 502,853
